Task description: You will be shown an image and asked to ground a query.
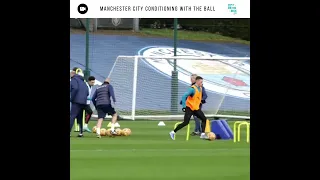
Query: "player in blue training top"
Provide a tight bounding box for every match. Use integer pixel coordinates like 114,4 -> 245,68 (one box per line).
91,78 -> 118,138
70,67 -> 89,137
82,76 -> 96,132
181,74 -> 208,136
171,76 -> 209,140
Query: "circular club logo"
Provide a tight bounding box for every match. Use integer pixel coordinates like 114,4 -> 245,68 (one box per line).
138,46 -> 250,100
112,18 -> 121,26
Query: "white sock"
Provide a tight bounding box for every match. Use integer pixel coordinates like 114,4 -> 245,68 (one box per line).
111,123 -> 115,131
171,131 -> 175,134
84,124 -> 88,128
96,128 -> 100,135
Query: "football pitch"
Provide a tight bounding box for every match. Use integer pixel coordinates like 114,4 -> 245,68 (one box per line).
70,121 -> 250,180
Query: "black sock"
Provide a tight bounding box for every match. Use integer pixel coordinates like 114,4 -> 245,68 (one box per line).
85,113 -> 92,124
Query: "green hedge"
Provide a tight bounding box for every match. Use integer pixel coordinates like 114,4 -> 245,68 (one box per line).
140,18 -> 250,41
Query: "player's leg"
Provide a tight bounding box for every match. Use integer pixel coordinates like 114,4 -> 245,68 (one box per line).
191,115 -> 201,136
70,103 -> 81,136
191,104 -> 203,136
107,105 -> 117,135
194,109 -> 209,139
169,107 -> 193,140
95,105 -> 107,138
76,105 -> 85,137
175,107 -> 193,132
83,105 -> 93,132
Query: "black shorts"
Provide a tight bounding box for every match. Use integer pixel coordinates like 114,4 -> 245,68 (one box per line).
96,104 -> 116,119
185,106 -> 206,122
193,104 -> 202,118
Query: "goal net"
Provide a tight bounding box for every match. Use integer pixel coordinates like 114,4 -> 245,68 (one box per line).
108,55 -> 250,120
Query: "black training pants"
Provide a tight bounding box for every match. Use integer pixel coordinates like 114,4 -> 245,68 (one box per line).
174,107 -> 207,133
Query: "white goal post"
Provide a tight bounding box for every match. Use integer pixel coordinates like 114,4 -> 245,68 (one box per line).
105,55 -> 250,120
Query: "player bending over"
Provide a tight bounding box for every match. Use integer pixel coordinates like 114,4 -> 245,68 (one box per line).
91,78 -> 118,138
170,76 -> 209,140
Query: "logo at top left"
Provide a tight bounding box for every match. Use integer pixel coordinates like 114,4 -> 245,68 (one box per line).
78,4 -> 88,14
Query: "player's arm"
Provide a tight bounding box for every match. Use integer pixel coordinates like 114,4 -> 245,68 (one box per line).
181,87 -> 195,108
202,86 -> 208,104
70,79 -> 79,102
108,85 -> 116,103
91,91 -> 97,106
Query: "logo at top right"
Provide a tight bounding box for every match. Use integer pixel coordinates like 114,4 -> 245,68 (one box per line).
228,4 -> 237,15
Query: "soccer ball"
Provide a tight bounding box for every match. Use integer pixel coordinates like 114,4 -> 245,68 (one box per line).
106,129 -> 112,137
115,128 -> 122,136
207,132 -> 216,141
122,128 -> 130,136
127,128 -> 132,135
120,129 -> 125,136
123,128 -> 131,136
100,128 -> 107,136
92,126 -> 97,133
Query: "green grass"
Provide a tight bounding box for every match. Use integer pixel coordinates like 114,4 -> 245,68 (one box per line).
139,28 -> 250,45
70,121 -> 250,180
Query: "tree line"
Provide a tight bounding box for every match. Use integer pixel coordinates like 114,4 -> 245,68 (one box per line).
139,19 -> 250,41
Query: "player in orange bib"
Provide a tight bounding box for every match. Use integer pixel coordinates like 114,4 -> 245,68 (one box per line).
169,76 -> 209,140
